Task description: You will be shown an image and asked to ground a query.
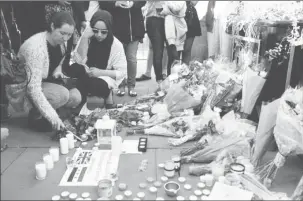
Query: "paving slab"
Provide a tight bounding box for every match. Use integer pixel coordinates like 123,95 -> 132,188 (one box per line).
1,148 -> 26,174
0,146 -> 157,200
2,117 -> 58,148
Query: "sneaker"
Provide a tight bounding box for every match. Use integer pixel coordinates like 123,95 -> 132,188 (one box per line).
136,74 -> 151,81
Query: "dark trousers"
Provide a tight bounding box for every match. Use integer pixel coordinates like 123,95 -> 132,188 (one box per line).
146,17 -> 179,79
146,17 -> 165,81
65,64 -> 110,104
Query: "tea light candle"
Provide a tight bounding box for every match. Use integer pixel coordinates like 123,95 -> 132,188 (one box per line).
43,154 -> 54,170
60,137 -> 69,155
178,177 -> 186,183
158,163 -> 164,168
124,190 -> 132,197
201,195 -> 208,200
92,147 -> 98,151
115,195 -> 123,200
49,147 -> 59,162
82,192 -> 90,198
156,198 -> 164,201
149,186 -> 157,193
153,181 -> 162,188
197,182 -> 205,189
61,191 -> 70,199
81,142 -> 88,147
202,189 -> 210,196
66,133 -> 75,149
146,177 -> 154,183
35,161 -> 47,180
177,196 -> 185,200
194,190 -> 202,196
184,184 -> 192,190
69,193 -> 78,200
204,174 -> 214,187
51,195 -> 60,201
161,176 -> 168,182
76,198 -> 84,201
139,183 -> 147,189
137,192 -> 145,199
189,195 -> 198,201
133,198 -> 140,201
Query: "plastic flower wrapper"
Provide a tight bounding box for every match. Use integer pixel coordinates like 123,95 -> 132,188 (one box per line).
181,137 -> 252,164
163,80 -> 201,113
257,87 -> 303,187
251,99 -> 281,167
241,67 -> 266,115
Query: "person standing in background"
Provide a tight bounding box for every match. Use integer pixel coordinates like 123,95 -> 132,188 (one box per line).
183,1 -> 201,65
99,1 -> 146,97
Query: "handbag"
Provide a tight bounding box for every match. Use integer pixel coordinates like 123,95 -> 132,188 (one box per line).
1,9 -> 27,85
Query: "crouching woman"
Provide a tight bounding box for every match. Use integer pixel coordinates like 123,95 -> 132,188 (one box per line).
6,11 -> 82,132
71,10 -> 127,108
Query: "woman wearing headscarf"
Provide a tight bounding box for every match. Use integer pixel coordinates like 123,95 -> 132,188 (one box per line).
71,10 -> 127,108
6,11 -> 82,132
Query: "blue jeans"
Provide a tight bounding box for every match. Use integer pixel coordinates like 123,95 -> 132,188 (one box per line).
123,40 -> 139,89
146,17 -> 165,81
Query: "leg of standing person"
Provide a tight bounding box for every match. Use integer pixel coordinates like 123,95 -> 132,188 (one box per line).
124,40 -> 139,97
182,37 -> 195,65
146,17 -> 165,83
137,38 -> 168,81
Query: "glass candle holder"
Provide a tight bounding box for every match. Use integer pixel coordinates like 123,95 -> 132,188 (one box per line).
43,153 -> 54,170
35,161 -> 47,180
49,147 -> 59,162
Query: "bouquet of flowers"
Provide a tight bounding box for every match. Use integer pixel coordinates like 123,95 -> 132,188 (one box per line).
256,87 -> 303,186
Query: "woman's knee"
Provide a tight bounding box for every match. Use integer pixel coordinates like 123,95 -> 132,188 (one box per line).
42,83 -> 70,109
66,88 -> 82,108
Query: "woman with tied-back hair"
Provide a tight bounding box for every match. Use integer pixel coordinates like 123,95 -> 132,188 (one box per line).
6,11 -> 82,132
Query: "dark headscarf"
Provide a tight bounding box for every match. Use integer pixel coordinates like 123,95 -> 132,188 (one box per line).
87,10 -> 114,70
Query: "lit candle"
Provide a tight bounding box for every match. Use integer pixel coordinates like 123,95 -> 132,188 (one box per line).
66,133 -> 75,149
35,161 -> 47,180
43,153 -> 54,170
60,137 -> 69,155
49,147 -> 59,162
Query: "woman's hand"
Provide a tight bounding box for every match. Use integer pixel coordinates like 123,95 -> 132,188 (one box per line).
82,26 -> 94,39
87,67 -> 102,78
53,65 -> 68,79
52,117 -> 66,131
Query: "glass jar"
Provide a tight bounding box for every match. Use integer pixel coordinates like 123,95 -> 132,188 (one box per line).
98,179 -> 113,198
164,160 -> 175,178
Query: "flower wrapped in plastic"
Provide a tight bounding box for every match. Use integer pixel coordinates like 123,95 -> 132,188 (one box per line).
241,67 -> 266,115
256,87 -> 303,187
163,80 -> 202,113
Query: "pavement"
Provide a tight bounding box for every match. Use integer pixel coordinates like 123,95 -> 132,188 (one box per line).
1,31 -> 303,200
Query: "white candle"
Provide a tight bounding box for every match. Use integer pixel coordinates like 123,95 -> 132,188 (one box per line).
35,161 -> 47,180
43,154 -> 54,170
66,133 -> 75,149
204,174 -> 214,187
49,147 -> 59,162
60,137 -> 69,155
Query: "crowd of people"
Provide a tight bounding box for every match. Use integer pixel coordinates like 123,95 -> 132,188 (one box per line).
0,1 -> 206,132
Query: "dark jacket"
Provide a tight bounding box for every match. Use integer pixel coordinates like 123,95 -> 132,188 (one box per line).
99,1 -> 146,44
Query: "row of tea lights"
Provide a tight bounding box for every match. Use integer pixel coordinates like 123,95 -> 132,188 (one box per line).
35,132 -> 76,180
